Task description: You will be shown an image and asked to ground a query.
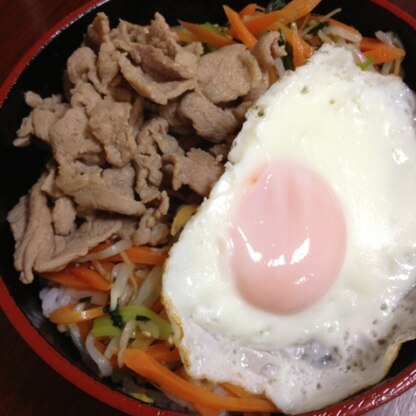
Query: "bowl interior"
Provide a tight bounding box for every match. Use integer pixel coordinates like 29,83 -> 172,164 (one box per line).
0,0 -> 415,415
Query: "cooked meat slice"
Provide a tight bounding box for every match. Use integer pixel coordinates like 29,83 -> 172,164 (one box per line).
134,117 -> 180,204
251,31 -> 286,74
178,92 -> 239,142
86,12 -> 111,50
175,47 -> 201,74
116,217 -> 138,241
156,100 -> 193,135
9,177 -> 122,282
135,153 -> 163,203
8,175 -> 55,283
67,47 -> 101,88
110,19 -> 147,53
209,142 -> 232,162
130,96 -> 145,130
8,195 -> 29,245
88,97 -> 137,166
146,12 -> 181,57
97,40 -> 121,88
14,92 -> 68,147
136,116 -> 178,155
133,207 -> 170,246
55,163 -> 146,216
136,43 -> 195,81
39,217 -> 122,273
164,147 -> 224,197
197,44 -> 262,104
52,197 -> 77,236
40,165 -> 64,199
119,54 -> 195,105
49,107 -> 101,165
70,82 -> 102,113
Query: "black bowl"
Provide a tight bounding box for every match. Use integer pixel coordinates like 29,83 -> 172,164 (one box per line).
0,0 -> 415,415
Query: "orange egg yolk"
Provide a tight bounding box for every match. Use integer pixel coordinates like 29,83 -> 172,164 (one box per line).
228,160 -> 347,314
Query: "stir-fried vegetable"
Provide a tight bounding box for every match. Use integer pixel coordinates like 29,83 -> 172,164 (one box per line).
224,5 -> 258,48
178,20 -> 232,48
123,349 -> 278,412
178,0 -> 404,73
42,264 -> 112,292
93,305 -> 172,340
49,304 -> 105,324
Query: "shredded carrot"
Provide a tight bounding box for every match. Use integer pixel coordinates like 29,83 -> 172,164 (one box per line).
238,3 -> 257,18
241,0 -> 322,36
69,266 -> 112,292
90,242 -> 168,266
49,304 -> 104,324
224,5 -> 257,49
221,382 -> 253,398
42,270 -> 94,291
146,342 -> 181,363
123,246 -> 168,265
43,265 -> 111,292
328,17 -> 361,36
360,38 -> 405,65
360,36 -> 382,51
363,46 -> 405,65
179,20 -> 232,48
91,243 -> 168,266
274,22 -> 314,67
124,349 -> 278,412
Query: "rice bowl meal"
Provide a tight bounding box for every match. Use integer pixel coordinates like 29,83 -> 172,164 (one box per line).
2,0 -> 416,414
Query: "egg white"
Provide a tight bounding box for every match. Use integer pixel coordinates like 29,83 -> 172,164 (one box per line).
162,45 -> 416,414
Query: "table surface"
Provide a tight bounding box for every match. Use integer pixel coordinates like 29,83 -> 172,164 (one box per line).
0,0 -> 415,415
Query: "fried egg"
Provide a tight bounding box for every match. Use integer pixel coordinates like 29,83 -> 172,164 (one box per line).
162,44 -> 416,414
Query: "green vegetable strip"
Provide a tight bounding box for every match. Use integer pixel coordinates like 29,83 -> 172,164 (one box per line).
92,305 -> 171,340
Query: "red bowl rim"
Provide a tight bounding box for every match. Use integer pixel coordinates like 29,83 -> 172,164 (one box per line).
0,0 -> 416,415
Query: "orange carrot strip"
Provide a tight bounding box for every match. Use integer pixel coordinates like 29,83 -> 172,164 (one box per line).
87,243 -> 168,266
224,5 -> 257,49
103,246 -> 167,266
123,349 -> 277,412
42,271 -> 93,290
221,382 -> 253,399
123,246 -> 168,265
363,46 -> 405,65
146,343 -> 181,363
49,304 -> 104,324
360,36 -> 382,51
179,20 -> 232,48
328,17 -> 361,36
69,266 -> 112,292
242,0 -> 322,35
274,22 -> 313,67
238,3 -> 257,18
